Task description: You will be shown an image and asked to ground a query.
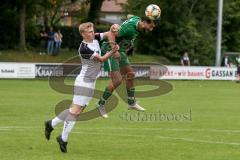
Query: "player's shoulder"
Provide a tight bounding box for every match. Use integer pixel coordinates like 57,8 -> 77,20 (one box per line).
123,16 -> 141,25
78,42 -> 95,59
94,33 -> 103,42
128,16 -> 141,22
93,39 -> 100,44
130,16 -> 141,20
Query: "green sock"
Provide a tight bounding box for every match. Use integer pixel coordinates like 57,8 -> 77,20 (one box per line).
98,88 -> 112,106
127,88 -> 136,105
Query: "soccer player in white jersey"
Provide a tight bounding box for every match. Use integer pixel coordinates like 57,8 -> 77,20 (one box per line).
44,22 -> 118,153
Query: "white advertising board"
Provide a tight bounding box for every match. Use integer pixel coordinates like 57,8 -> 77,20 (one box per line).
0,63 -> 35,78
151,66 -> 237,80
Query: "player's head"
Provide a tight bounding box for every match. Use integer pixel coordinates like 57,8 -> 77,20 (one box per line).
140,16 -> 156,32
79,22 -> 95,41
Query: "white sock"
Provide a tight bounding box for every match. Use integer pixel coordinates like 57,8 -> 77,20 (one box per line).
51,109 -> 70,128
61,111 -> 78,142
51,117 -> 63,128
61,120 -> 76,142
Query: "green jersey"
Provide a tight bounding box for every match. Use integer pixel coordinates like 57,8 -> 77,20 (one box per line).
117,16 -> 141,52
101,16 -> 141,72
117,16 -> 140,42
101,16 -> 141,53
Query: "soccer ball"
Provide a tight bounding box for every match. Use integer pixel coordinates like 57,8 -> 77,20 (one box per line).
145,4 -> 161,20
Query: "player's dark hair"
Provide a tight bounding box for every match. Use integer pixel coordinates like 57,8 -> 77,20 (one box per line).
141,16 -> 153,24
141,16 -> 159,25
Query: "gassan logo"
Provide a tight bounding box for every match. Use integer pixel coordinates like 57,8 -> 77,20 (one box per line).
205,68 -> 211,79
205,68 -> 235,79
212,70 -> 234,77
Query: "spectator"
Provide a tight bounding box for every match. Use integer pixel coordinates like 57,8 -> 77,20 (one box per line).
221,54 -> 230,67
39,27 -> 47,55
53,29 -> 63,55
181,52 -> 190,66
47,27 -> 55,55
236,55 -> 240,83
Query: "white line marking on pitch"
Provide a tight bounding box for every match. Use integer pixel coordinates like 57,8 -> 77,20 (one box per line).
1,126 -> 240,134
1,126 -> 240,146
72,131 -> 240,146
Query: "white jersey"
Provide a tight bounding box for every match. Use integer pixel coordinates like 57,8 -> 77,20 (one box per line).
78,33 -> 104,82
73,33 -> 104,106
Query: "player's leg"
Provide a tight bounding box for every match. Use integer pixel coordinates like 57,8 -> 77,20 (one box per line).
44,104 -> 83,141
97,58 -> 122,118
120,65 -> 135,104
44,109 -> 69,141
56,104 -> 84,153
56,79 -> 95,153
47,40 -> 51,55
119,53 -> 145,111
97,70 -> 122,118
56,78 -> 97,153
44,107 -> 79,141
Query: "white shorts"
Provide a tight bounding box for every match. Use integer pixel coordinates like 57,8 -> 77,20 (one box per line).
72,76 -> 96,107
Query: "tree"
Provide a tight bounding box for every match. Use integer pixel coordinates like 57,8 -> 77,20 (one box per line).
124,0 -> 218,65
223,0 -> 240,52
0,1 -> 19,49
86,0 -> 104,23
0,0 -> 90,50
19,2 -> 27,50
15,0 -> 39,50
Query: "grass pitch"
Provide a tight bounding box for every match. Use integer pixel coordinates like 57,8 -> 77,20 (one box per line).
0,79 -> 240,160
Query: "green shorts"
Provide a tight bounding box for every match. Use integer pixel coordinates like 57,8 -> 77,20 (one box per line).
101,41 -> 130,72
102,51 -> 130,72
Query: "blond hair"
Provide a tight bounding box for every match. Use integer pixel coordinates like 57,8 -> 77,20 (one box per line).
78,22 -> 94,34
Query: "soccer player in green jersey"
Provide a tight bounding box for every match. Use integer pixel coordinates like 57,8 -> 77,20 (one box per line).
96,16 -> 157,118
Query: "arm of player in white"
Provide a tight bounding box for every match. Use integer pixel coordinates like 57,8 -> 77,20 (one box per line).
95,24 -> 120,58
97,24 -> 119,40
92,50 -> 115,62
107,24 -> 120,58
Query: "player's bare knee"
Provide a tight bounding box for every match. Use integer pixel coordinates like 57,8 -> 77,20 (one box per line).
113,78 -> 122,88
126,72 -> 135,80
69,110 -> 80,117
70,104 -> 83,117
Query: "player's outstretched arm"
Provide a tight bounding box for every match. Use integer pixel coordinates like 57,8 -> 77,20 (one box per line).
107,24 -> 120,58
95,24 -> 119,40
93,38 -> 118,62
95,24 -> 120,59
93,49 -> 116,62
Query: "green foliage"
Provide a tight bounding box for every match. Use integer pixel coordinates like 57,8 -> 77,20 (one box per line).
1,0 -> 240,65
0,49 -> 164,63
58,25 -> 109,50
60,26 -> 82,49
26,19 -> 41,48
223,0 -> 240,52
86,0 -> 104,23
123,0 -> 240,65
125,0 -> 218,65
95,24 -> 111,32
0,3 -> 19,49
